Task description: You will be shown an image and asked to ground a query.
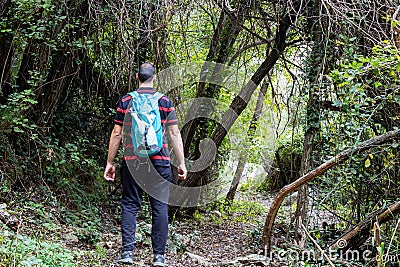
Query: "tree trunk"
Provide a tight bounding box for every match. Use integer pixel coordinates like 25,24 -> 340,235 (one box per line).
260,128 -> 400,254
21,0 -> 95,127
226,153 -> 247,201
330,201 -> 400,251
226,80 -> 269,201
211,10 -> 291,149
181,1 -> 250,157
151,10 -> 170,72
0,0 -> 13,102
0,0 -> 10,16
34,49 -> 80,126
292,0 -> 327,245
293,99 -> 318,245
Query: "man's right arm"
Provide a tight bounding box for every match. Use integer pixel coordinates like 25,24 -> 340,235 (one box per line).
104,124 -> 123,181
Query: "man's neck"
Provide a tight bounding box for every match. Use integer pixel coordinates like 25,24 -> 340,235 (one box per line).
138,82 -> 153,88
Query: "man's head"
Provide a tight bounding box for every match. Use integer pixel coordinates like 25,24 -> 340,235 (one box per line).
137,62 -> 155,84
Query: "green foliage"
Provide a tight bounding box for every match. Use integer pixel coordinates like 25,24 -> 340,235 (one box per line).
0,187 -> 113,266
245,224 -> 263,249
257,136 -> 303,191
201,198 -> 266,225
0,89 -> 37,134
0,230 -> 77,267
43,138 -> 103,181
313,42 -> 400,224
167,5 -> 217,63
328,43 -> 400,137
1,1 -> 399,265
167,222 -> 191,253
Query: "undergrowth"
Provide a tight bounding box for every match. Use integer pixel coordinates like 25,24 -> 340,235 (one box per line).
193,197 -> 266,225
0,230 -> 77,267
0,182 -> 115,267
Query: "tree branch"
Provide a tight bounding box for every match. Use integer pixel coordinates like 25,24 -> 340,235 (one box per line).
260,128 -> 400,254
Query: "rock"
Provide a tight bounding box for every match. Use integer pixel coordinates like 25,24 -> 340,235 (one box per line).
0,208 -> 19,230
236,254 -> 269,265
96,241 -> 114,249
211,210 -> 222,217
145,223 -> 152,232
105,241 -> 114,248
63,233 -> 79,243
135,232 -> 143,242
184,252 -> 213,266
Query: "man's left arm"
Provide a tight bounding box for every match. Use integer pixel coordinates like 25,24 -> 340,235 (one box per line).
167,124 -> 187,180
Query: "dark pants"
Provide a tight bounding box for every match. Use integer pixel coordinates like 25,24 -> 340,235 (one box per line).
120,162 -> 172,254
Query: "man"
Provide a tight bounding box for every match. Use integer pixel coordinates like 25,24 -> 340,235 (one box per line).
104,62 -> 187,266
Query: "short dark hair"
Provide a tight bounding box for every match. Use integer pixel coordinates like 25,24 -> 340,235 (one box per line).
138,63 -> 155,83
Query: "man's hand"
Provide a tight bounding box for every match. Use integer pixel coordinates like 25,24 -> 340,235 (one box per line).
168,124 -> 187,180
104,125 -> 122,181
104,162 -> 116,181
177,164 -> 187,180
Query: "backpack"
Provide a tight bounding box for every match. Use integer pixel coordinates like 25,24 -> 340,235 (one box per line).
128,91 -> 164,157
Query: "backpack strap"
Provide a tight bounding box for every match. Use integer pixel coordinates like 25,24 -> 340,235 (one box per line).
127,91 -> 139,111
148,92 -> 164,106
128,91 -> 139,97
128,91 -> 163,100
127,90 -> 163,109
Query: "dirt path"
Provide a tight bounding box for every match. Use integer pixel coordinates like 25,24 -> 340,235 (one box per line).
100,193 -> 273,266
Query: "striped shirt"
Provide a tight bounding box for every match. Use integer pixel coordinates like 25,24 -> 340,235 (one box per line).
114,87 -> 178,166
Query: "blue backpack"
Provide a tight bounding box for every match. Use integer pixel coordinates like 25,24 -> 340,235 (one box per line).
128,91 -> 164,157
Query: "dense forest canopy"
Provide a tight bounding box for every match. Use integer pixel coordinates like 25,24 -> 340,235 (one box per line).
0,0 -> 399,266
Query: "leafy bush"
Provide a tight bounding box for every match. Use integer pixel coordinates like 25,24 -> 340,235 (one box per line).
0,89 -> 37,135
257,136 -> 303,191
0,230 -> 77,267
202,198 -> 266,225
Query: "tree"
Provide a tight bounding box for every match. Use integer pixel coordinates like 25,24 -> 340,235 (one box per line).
226,80 -> 269,201
172,0 -> 301,206
181,0 -> 253,160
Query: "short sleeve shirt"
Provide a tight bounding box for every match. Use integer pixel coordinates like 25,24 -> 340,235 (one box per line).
114,87 -> 178,166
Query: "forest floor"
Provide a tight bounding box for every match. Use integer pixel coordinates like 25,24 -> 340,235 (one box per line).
0,188 -> 351,267
92,192 -> 275,267
0,190 -> 276,266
